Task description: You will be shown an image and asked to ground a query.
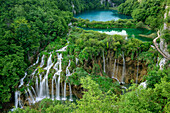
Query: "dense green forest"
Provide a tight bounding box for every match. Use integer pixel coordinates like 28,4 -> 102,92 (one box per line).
0,0 -> 169,112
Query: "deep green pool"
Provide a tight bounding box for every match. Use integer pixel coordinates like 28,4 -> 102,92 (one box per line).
82,27 -> 154,41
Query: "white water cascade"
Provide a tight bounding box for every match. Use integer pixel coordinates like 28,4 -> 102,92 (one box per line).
62,77 -> 67,100
19,56 -> 40,88
15,44 -> 74,110
116,59 -> 119,78
45,54 -> 54,98
121,52 -> 126,84
14,91 -> 19,109
27,88 -> 35,104
40,55 -> 45,67
159,58 -> 166,70
103,50 -> 106,73
69,83 -> 73,101
51,76 -> 55,100
76,58 -> 79,65
56,75 -> 61,100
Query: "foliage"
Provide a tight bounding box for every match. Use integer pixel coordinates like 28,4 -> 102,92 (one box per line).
118,0 -> 165,29
72,18 -> 142,29
146,67 -> 170,88
118,75 -> 170,113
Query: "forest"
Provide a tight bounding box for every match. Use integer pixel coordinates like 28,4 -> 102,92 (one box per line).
0,0 -> 170,112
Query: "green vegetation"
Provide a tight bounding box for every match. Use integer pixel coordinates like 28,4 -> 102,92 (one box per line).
72,18 -> 153,29
118,0 -> 165,29
1,0 -> 169,112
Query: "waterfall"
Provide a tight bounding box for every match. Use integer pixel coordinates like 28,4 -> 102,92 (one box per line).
38,74 -> 43,99
19,72 -> 27,87
19,56 -> 39,88
56,45 -> 68,52
40,55 -> 45,67
139,81 -> 147,89
56,75 -> 60,100
51,76 -> 55,100
27,88 -> 35,104
15,44 -> 75,109
36,76 -> 38,96
31,86 -> 37,98
66,60 -> 71,77
76,58 -> 79,65
159,58 -> 166,70
56,53 -> 63,100
31,68 -> 37,78
116,59 -> 119,78
69,83 -> 73,101
15,91 -> 19,109
25,90 -> 30,105
18,92 -> 23,108
112,59 -> 116,78
121,52 -> 126,84
62,77 -> 67,101
44,54 -> 54,98
136,61 -> 139,84
103,50 -> 106,73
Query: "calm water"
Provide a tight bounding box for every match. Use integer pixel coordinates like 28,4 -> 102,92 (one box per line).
75,10 -> 154,41
82,28 -> 154,41
75,10 -> 132,21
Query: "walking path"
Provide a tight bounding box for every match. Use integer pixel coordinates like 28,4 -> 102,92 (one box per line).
153,31 -> 170,60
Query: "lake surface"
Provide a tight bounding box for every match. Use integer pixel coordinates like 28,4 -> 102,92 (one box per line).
82,28 -> 154,41
75,10 -> 132,21
75,10 -> 154,41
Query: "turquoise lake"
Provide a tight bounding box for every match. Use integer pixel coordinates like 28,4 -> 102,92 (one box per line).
75,10 -> 154,41
75,10 -> 132,21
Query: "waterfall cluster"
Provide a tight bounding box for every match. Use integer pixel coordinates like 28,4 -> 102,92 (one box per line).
110,52 -> 126,84
15,45 -> 74,109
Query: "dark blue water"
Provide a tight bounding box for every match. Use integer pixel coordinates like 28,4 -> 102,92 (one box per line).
75,10 -> 132,21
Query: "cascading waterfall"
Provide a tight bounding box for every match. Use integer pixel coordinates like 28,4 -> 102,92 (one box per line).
112,59 -> 116,78
25,90 -> 31,105
76,58 -> 79,65
19,56 -> 40,88
56,75 -> 61,100
18,92 -> 23,108
69,83 -> 73,101
36,76 -> 38,95
27,88 -> 35,104
15,91 -> 19,109
121,52 -> 126,84
159,58 -> 166,70
40,55 -> 45,67
62,77 -> 67,100
51,76 -> 55,100
15,44 -> 74,110
31,86 -> 37,98
44,54 -> 54,98
139,81 -> 147,89
19,72 -> 27,88
66,60 -> 71,77
103,50 -> 106,73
